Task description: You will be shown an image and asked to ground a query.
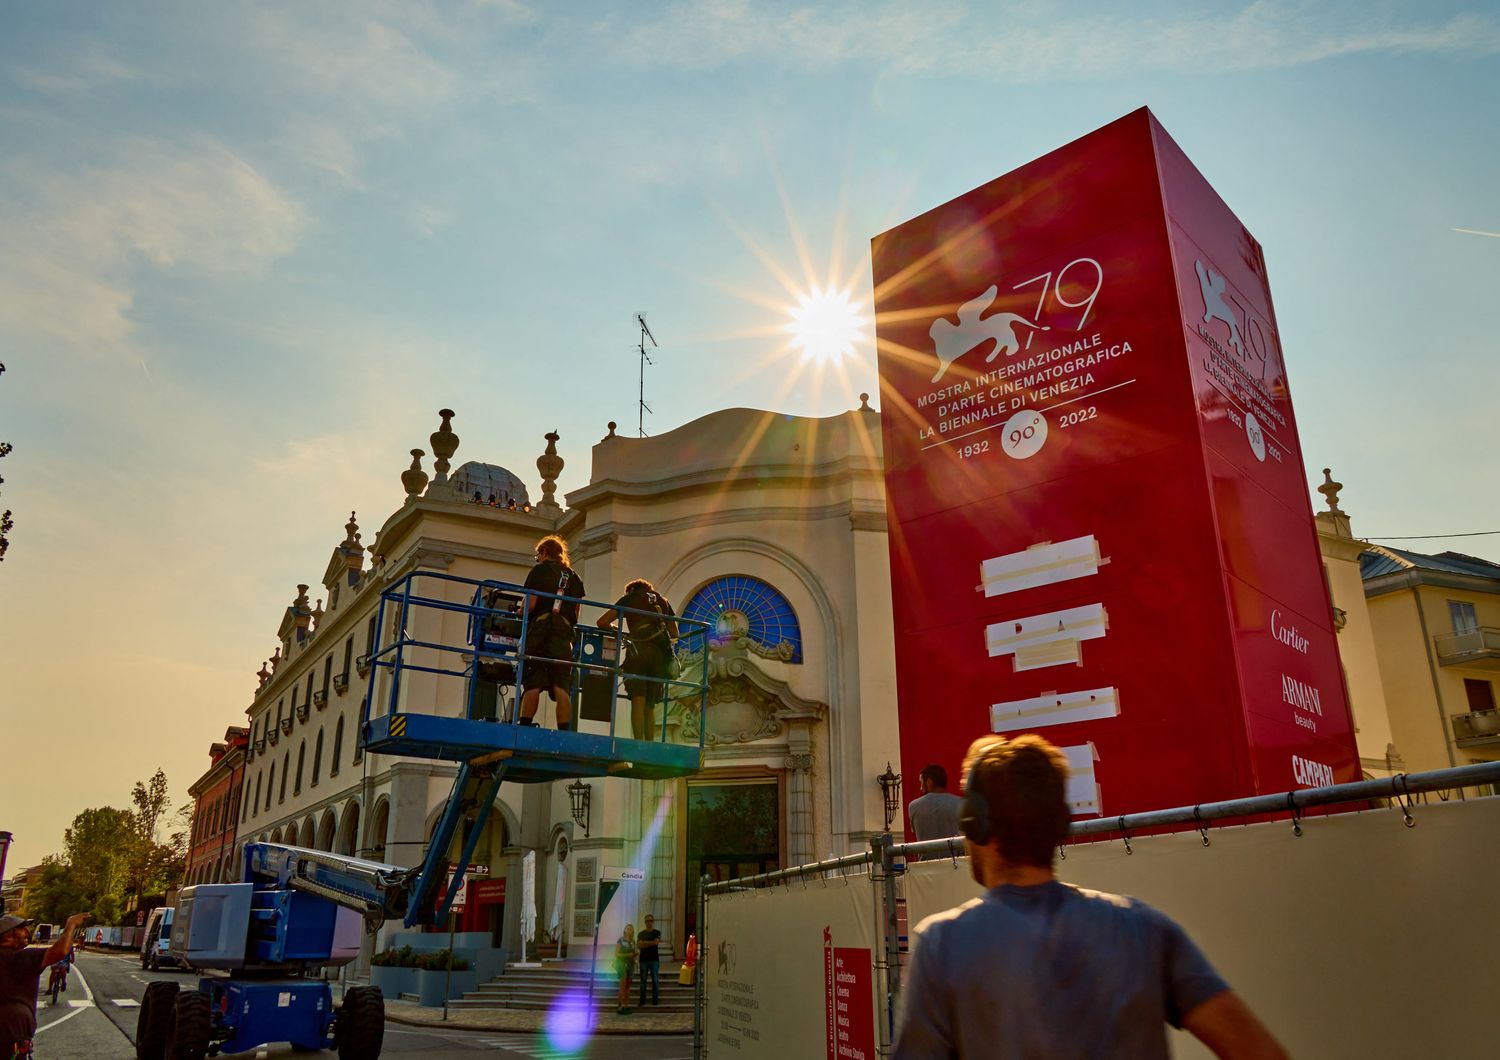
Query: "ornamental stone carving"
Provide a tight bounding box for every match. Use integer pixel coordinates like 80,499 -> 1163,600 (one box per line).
401,449 -> 429,498
430,409 -> 459,485
536,431 -> 564,513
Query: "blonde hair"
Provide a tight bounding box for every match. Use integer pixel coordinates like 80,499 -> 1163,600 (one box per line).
535,534 -> 570,567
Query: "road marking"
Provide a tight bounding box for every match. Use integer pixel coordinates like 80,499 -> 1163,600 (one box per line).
113,998 -> 142,1007
36,961 -> 95,1034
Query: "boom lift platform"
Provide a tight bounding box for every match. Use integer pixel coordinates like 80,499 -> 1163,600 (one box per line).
143,571 -> 711,1058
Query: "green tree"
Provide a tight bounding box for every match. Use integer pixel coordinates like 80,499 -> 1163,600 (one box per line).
125,769 -> 182,899
61,807 -> 135,921
19,857 -> 85,926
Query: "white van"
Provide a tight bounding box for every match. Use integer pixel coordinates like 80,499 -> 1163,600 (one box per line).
139,907 -> 181,971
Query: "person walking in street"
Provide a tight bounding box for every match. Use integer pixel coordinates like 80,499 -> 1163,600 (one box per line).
636,914 -> 662,1007
614,923 -> 636,1015
894,735 -> 1287,1060
0,912 -> 87,1058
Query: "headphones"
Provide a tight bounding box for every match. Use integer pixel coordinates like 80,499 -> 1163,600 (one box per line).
957,762 -> 992,845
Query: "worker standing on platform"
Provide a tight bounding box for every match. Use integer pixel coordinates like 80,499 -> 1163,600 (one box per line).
598,579 -> 678,741
518,535 -> 585,731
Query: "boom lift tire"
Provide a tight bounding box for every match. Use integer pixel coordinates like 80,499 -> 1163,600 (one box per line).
165,991 -> 212,1060
336,986 -> 385,1059
136,982 -> 180,1060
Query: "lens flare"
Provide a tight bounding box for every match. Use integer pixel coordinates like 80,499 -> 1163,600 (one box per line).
544,988 -> 596,1053
786,285 -> 867,364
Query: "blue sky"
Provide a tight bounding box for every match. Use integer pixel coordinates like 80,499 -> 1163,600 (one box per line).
1,1 -> 1497,868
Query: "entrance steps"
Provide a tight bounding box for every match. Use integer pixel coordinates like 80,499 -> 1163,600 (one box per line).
450,958 -> 696,1013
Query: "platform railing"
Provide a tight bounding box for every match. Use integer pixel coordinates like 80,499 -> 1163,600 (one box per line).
359,569 -> 711,750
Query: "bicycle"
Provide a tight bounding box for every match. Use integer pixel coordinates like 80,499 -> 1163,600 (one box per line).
46,965 -> 67,1007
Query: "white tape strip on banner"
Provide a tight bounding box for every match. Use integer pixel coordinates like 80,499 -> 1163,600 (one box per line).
991,687 -> 1120,733
980,536 -> 1103,598
1061,743 -> 1103,816
985,603 -> 1108,671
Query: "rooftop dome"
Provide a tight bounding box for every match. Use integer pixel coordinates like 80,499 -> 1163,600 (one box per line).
451,462 -> 530,506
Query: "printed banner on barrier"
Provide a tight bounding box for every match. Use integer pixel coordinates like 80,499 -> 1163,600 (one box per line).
900,799 -> 1499,1058
706,874 -> 879,1056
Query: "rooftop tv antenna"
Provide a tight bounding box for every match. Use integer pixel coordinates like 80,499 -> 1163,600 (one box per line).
635,312 -> 658,437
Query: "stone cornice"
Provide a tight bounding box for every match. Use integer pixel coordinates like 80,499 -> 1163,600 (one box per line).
189,748 -> 247,797
1364,568 -> 1500,600
576,498 -> 886,544
565,456 -> 883,511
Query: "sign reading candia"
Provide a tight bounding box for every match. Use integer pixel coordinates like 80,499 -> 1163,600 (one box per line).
872,108 -> 1357,820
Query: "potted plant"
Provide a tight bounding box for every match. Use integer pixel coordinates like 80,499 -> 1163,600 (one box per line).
369,945 -> 418,999
413,948 -> 476,1007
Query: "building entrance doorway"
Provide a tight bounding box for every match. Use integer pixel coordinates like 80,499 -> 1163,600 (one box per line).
684,779 -> 779,941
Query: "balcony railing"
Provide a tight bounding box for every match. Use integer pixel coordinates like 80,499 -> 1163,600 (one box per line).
313,690 -> 328,710
333,674 -> 349,695
355,654 -> 371,678
1434,626 -> 1500,669
295,701 -> 310,722
280,716 -> 294,735
1452,709 -> 1500,746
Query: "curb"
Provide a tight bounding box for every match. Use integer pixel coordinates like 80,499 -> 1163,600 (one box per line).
383,1004 -> 693,1037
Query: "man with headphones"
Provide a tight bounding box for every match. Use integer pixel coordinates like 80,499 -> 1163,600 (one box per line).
894,734 -> 1286,1059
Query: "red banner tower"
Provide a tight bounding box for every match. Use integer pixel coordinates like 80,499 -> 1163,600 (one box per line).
873,108 -> 1357,821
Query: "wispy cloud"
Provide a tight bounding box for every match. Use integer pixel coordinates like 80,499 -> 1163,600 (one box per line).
1453,227 -> 1500,239
0,140 -> 304,350
586,1 -> 1500,79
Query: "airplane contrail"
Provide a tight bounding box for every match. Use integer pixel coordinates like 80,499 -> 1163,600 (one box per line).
1452,227 -> 1500,239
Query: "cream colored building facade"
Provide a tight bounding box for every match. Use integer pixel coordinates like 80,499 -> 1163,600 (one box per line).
1314,470 -> 1500,779
229,401 -> 898,960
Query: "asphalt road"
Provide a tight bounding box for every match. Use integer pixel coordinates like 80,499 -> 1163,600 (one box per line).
34,952 -> 693,1059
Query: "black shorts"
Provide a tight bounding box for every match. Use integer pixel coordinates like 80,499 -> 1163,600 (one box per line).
522,616 -> 575,693
623,637 -> 672,699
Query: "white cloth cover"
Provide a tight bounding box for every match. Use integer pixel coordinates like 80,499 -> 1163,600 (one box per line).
521,850 -> 537,944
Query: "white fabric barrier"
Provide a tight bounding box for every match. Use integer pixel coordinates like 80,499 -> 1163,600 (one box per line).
706,873 -> 881,1059
904,797 -> 1499,1058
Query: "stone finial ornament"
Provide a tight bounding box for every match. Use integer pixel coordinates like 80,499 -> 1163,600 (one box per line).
270,646 -> 283,672
257,661 -> 271,688
536,430 -> 564,513
402,449 -> 429,498
605,421 -> 617,440
312,598 -> 324,630
1318,468 -> 1345,515
430,409 -> 459,485
343,511 -> 362,550
859,393 -> 872,411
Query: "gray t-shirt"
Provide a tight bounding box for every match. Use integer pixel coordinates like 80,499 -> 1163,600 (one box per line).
894,881 -> 1228,1059
907,791 -> 963,841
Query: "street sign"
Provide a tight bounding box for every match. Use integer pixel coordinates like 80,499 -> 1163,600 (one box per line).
595,881 -> 621,924
604,866 -> 645,882
449,862 -> 490,876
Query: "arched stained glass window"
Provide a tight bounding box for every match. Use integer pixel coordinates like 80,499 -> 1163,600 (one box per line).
681,575 -> 803,663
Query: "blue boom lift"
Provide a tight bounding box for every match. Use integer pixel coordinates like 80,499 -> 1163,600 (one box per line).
137,572 -> 709,1058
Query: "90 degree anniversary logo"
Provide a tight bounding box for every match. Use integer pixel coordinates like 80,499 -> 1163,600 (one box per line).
915,257 -> 1131,462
